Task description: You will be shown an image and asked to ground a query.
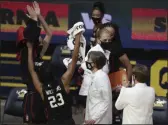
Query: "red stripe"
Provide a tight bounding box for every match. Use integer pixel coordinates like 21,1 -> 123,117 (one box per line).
132,8 -> 167,17
132,32 -> 167,41
45,107 -> 49,120
24,94 -> 28,118
30,94 -> 35,120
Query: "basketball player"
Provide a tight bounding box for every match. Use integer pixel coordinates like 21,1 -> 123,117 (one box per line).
27,30 -> 82,125
19,1 -> 52,124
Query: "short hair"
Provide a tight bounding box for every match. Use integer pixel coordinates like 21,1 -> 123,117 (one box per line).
88,51 -> 106,69
133,64 -> 149,83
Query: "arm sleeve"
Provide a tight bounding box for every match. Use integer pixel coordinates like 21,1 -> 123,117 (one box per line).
115,87 -> 128,110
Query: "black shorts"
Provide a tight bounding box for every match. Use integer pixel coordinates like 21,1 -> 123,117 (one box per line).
23,91 -> 47,124
48,118 -> 75,125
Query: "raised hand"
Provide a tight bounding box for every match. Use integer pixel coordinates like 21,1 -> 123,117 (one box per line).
26,5 -> 37,21
32,1 -> 41,16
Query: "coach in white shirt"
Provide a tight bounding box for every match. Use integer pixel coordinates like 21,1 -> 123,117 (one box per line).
115,64 -> 155,124
79,29 -> 111,108
84,51 -> 112,124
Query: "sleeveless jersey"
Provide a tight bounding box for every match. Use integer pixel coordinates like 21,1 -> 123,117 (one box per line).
43,79 -> 72,121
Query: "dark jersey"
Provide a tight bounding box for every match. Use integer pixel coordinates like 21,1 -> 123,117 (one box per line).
20,45 -> 42,91
43,79 -> 72,121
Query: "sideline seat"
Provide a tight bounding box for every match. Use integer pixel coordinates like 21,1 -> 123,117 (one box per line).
1,87 -> 27,125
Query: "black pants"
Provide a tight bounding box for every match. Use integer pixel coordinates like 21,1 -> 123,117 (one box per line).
23,91 -> 47,124
48,118 -> 75,125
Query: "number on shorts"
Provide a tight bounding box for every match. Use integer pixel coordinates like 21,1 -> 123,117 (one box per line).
48,93 -> 65,108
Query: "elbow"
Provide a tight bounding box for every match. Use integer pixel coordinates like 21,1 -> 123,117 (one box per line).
115,101 -> 123,110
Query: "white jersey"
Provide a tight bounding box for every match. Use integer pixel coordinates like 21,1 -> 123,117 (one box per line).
79,44 -> 111,96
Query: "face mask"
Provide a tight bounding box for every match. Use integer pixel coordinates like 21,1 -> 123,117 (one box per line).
92,17 -> 101,25
86,61 -> 94,70
100,42 -> 112,50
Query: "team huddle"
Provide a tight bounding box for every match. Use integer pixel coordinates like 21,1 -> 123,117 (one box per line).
16,1 -> 155,125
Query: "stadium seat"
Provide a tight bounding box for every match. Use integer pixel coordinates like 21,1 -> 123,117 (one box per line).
153,96 -> 168,124
1,87 -> 27,125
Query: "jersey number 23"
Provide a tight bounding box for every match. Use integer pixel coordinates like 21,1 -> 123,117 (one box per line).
48,93 -> 65,108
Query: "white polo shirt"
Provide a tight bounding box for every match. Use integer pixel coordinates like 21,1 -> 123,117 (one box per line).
79,44 -> 110,96
85,69 -> 112,124
115,83 -> 155,124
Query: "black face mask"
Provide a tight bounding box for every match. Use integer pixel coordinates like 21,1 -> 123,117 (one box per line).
100,42 -> 112,51
92,17 -> 101,25
86,61 -> 94,70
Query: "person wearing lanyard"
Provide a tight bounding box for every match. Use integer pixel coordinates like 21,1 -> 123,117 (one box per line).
84,51 -> 112,124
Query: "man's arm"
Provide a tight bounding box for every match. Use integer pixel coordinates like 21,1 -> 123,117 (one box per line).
119,54 -> 132,81
115,86 -> 128,110
27,42 -> 44,100
61,32 -> 81,88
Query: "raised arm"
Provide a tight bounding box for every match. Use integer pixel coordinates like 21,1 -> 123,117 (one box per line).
27,42 -> 44,99
33,1 -> 52,58
61,32 -> 81,88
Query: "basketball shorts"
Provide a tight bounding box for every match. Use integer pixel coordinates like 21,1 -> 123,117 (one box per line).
23,91 -> 47,124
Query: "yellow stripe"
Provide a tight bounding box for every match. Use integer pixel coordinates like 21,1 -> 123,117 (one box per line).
1,53 -> 137,65
0,53 -> 51,60
130,61 -> 136,65
0,76 -> 22,80
0,82 -> 27,87
0,82 -> 78,90
1,60 -> 20,64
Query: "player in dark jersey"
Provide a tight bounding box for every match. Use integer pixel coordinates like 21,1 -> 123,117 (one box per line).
17,2 -> 52,124
27,29 -> 82,125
